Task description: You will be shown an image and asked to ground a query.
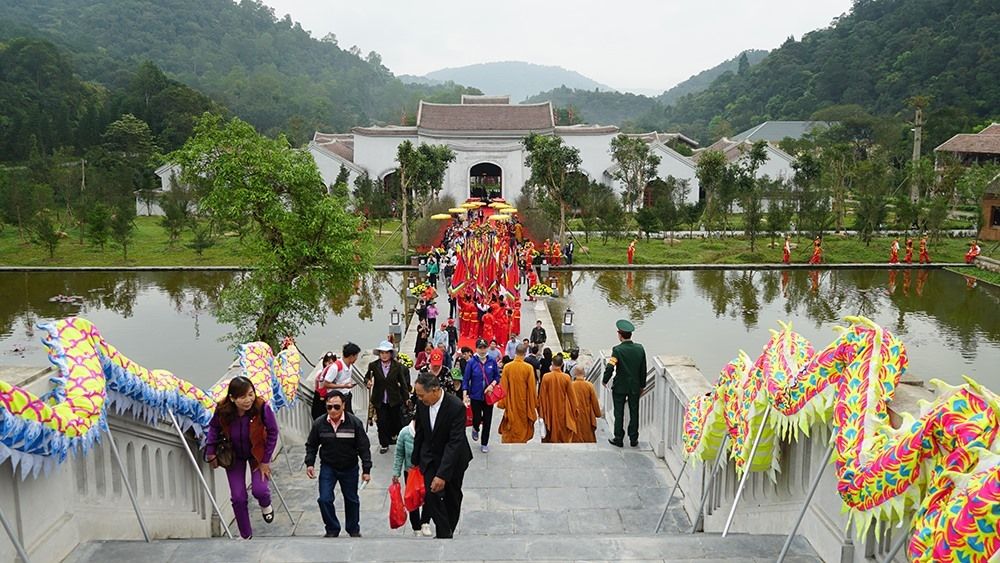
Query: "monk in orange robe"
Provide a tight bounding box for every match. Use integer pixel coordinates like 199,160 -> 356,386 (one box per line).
568,365 -> 602,443
497,345 -> 538,443
538,357 -> 577,443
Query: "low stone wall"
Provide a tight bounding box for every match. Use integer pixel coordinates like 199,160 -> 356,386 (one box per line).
595,355 -> 931,563
976,255 -> 1000,273
0,367 -> 316,563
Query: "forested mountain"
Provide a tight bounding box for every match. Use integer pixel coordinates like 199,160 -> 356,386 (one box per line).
657,50 -> 768,106
0,0 -> 480,145
419,61 -> 615,103
641,0 -> 1000,145
524,87 -> 659,127
0,37 -> 220,161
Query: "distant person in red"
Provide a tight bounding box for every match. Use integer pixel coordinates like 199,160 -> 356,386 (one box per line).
551,242 -> 562,266
627,239 -> 636,264
919,236 -> 931,264
965,239 -> 981,264
808,236 -> 823,265
480,308 -> 495,346
888,238 -> 899,264
511,299 -> 522,335
904,238 -> 914,263
782,235 -> 791,264
526,267 -> 539,301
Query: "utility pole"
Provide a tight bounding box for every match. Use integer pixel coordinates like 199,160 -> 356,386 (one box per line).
907,96 -> 929,203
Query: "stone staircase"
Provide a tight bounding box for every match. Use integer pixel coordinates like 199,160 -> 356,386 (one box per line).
63,420 -> 820,562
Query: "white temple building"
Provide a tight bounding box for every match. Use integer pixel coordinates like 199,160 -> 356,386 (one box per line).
307,95 -> 703,206
148,96 -> 800,215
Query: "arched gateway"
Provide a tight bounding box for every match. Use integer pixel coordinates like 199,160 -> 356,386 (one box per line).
469,162 -> 502,200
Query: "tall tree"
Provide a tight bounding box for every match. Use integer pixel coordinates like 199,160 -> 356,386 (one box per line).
695,150 -> 729,234
171,114 -> 371,343
610,134 -> 661,213
395,141 -> 455,259
110,203 -> 137,260
522,133 -> 582,244
732,141 -> 769,251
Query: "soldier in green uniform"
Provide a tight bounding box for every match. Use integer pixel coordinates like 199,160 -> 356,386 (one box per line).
602,319 -> 646,447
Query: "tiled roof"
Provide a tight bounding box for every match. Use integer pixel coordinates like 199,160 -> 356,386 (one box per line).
351,125 -> 418,137
731,121 -> 832,143
555,124 -> 619,135
311,132 -> 356,163
626,131 -> 700,148
461,95 -> 511,105
417,101 -> 554,131
935,124 -> 1000,155
690,138 -> 794,164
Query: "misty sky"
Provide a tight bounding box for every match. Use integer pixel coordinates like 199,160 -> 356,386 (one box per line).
261,0 -> 854,93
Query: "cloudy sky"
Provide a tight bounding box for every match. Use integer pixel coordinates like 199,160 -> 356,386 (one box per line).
261,0 -> 853,93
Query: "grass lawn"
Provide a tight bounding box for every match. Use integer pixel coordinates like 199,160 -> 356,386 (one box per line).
571,233 -> 992,265
947,266 -> 1000,287
0,217 -> 413,267
0,216 -> 991,267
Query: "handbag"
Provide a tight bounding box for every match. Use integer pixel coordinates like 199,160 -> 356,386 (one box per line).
388,482 -> 407,529
465,404 -> 474,427
209,432 -> 234,469
404,466 -> 425,511
483,365 -> 505,406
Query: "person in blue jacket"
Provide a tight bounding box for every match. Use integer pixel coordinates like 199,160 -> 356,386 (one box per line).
462,338 -> 501,453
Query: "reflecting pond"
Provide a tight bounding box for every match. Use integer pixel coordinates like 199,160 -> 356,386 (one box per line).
0,269 -> 997,389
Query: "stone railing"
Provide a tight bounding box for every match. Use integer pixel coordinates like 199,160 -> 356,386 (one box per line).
0,366 -> 317,563
976,255 -> 1000,273
640,356 -> 929,563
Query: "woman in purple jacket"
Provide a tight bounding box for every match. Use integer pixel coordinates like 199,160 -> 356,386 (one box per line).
205,376 -> 279,539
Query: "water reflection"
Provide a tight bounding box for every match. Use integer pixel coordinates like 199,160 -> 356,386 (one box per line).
1,269 -> 997,388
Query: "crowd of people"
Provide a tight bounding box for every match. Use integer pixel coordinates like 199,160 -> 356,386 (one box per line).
199,198 -> 648,541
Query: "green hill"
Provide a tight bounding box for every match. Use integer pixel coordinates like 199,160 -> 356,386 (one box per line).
423,61 -> 615,103
643,0 -> 1000,144
0,0 -> 480,144
657,49 -> 768,106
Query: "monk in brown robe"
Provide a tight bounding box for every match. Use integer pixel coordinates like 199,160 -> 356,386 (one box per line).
497,344 -> 538,443
538,356 -> 577,443
568,365 -> 602,443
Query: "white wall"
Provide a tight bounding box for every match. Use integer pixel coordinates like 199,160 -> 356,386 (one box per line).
308,144 -> 361,193
424,136 -> 527,202
652,145 -> 701,205
561,133 -> 616,189
352,134 -> 414,181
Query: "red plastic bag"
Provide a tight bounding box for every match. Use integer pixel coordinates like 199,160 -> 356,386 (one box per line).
388,482 -> 406,529
404,466 -> 425,512
466,404 -> 473,427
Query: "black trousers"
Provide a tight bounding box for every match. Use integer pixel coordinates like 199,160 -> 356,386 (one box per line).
469,399 -> 493,446
376,402 -> 403,448
423,466 -> 465,538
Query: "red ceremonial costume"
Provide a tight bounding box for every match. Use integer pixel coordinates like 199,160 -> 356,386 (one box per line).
808,238 -> 823,265
889,240 -> 899,264
966,242 -> 981,264
627,241 -> 636,264
904,239 -> 913,263
919,237 -> 931,264
782,238 -> 791,264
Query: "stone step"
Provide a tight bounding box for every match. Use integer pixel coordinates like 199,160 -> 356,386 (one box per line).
66,533 -> 819,562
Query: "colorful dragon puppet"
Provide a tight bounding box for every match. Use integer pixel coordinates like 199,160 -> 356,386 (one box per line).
682,316 -> 999,562
0,317 -> 300,478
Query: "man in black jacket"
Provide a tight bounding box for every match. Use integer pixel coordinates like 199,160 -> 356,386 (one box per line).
365,341 -> 412,454
411,372 -> 473,539
530,320 -> 547,347
304,391 -> 372,538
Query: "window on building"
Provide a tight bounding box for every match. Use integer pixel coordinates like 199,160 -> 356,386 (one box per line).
991,205 -> 1000,228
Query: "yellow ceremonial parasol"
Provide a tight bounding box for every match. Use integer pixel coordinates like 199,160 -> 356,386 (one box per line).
488,214 -> 511,222
448,207 -> 467,214
488,202 -> 507,209
431,213 -> 452,220
500,207 -> 517,214
460,202 -> 477,209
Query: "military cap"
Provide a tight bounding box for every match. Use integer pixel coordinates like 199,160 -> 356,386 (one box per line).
615,319 -> 635,332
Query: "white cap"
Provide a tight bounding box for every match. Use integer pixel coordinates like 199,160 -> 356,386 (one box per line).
375,340 -> 394,352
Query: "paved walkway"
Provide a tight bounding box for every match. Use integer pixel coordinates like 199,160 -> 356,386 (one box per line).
65,414 -> 819,561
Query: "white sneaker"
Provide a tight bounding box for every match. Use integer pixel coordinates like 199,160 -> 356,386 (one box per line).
413,529 -> 421,537
420,523 -> 433,537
